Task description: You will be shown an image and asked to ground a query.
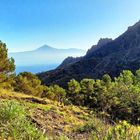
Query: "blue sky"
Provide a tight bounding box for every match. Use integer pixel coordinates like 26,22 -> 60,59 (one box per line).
0,0 -> 140,52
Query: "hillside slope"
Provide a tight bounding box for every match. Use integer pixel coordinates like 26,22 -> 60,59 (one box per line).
0,89 -> 108,139
38,20 -> 140,87
0,89 -> 140,140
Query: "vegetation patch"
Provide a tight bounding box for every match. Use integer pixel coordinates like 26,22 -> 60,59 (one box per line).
0,100 -> 45,140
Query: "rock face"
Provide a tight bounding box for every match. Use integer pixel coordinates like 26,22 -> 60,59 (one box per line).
38,20 -> 140,87
57,56 -> 83,69
86,38 -> 113,58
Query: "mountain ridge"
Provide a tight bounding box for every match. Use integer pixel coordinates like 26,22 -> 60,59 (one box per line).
38,20 -> 140,87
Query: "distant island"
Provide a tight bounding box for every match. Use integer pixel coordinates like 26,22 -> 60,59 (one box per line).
9,45 -> 86,73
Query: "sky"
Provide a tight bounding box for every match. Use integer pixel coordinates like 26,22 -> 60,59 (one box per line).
0,0 -> 140,52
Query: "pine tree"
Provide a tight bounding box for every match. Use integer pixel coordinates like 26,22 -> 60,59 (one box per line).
14,72 -> 44,97
0,41 -> 15,89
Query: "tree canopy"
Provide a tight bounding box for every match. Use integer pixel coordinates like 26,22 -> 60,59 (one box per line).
0,41 -> 15,89
14,72 -> 44,97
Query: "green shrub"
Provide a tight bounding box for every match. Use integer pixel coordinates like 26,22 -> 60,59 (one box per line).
66,70 -> 140,124
77,121 -> 97,133
89,121 -> 140,140
0,100 -> 45,140
14,72 -> 44,97
43,85 -> 66,102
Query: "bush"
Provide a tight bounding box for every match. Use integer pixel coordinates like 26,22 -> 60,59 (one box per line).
89,121 -> 140,140
66,70 -> 140,124
42,85 -> 66,102
0,100 -> 45,140
14,72 -> 44,97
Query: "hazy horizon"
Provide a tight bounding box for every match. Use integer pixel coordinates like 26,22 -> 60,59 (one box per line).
9,44 -> 86,73
0,0 -> 140,52
8,44 -> 86,53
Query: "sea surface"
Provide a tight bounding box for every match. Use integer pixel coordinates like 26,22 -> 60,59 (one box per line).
15,64 -> 58,74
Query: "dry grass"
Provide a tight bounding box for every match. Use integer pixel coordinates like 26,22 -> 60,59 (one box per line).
0,89 -> 94,139
0,89 -> 140,140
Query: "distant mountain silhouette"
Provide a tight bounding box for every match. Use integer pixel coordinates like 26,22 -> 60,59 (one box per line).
9,45 -> 85,73
35,45 -> 56,51
38,20 -> 140,87
35,45 -> 83,53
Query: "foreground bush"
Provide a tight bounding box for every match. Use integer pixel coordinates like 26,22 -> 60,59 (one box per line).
76,120 -> 140,140
0,100 -> 45,140
89,121 -> 140,140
